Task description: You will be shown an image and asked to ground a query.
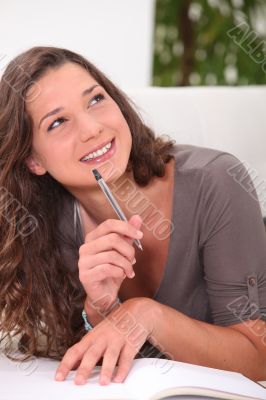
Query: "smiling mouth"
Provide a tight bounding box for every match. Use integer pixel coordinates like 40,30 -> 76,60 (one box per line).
80,138 -> 115,163
80,139 -> 114,162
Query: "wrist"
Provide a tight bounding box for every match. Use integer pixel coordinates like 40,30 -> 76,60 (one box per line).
147,298 -> 163,340
84,296 -> 121,324
84,297 -> 104,326
124,297 -> 160,338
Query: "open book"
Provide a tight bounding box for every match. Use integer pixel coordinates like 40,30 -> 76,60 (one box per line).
1,354 -> 266,400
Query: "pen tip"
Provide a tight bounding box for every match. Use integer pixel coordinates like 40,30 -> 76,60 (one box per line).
92,169 -> 102,181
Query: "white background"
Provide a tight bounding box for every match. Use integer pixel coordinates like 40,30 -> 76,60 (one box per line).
0,0 -> 155,88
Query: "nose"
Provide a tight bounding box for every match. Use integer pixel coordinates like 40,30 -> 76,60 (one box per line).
77,113 -> 103,143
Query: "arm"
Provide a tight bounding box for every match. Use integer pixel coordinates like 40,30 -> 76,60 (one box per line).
55,296 -> 266,384
148,154 -> 265,381
147,154 -> 266,381
150,300 -> 266,381
56,155 -> 266,384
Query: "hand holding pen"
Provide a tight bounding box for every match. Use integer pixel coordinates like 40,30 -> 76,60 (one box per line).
77,171 -> 143,322
92,168 -> 143,251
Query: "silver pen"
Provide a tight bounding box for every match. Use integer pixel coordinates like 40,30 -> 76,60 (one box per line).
92,168 -> 143,251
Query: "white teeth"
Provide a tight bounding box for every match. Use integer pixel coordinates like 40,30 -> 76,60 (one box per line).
81,141 -> 112,161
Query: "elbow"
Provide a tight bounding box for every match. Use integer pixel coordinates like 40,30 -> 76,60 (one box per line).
253,361 -> 266,382
243,354 -> 266,382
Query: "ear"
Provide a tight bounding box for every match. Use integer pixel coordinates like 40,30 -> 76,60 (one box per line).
25,155 -> 47,176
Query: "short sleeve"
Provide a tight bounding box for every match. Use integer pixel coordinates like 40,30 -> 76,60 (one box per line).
199,153 -> 266,326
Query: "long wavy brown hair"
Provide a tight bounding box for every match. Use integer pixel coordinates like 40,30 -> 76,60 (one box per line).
0,46 -> 175,360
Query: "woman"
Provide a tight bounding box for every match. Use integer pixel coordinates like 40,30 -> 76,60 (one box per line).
0,46 -> 266,386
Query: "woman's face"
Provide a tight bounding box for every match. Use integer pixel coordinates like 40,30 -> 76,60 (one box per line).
26,62 -> 132,191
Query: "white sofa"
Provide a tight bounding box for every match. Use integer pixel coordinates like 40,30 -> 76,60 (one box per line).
126,86 -> 266,216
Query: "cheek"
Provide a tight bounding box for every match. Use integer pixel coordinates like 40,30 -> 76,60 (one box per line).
31,138 -> 49,168
116,114 -> 132,144
32,136 -> 70,171
107,105 -> 131,137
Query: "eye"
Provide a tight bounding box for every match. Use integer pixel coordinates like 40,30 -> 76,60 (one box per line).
89,93 -> 105,107
47,117 -> 67,132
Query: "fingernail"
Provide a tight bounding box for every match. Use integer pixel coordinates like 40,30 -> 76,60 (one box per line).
55,372 -> 64,381
100,375 -> 110,385
113,374 -> 123,383
132,258 -> 136,264
137,230 -> 143,238
129,270 -> 135,278
75,375 -> 86,385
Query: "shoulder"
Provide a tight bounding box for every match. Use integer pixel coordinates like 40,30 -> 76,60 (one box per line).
171,144 -> 240,175
170,144 -> 254,204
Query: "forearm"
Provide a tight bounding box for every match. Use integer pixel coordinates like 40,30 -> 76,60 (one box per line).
150,300 -> 265,381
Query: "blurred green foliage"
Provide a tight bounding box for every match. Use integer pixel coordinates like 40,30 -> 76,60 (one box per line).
153,0 -> 266,86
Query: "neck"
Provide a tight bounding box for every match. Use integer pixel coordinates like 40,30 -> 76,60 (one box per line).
70,169 -> 142,224
69,158 -> 174,229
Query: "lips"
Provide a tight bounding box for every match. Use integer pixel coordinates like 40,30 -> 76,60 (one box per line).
79,138 -> 116,165
79,138 -> 114,161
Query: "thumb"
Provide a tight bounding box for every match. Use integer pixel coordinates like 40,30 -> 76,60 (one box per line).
128,214 -> 142,231
124,214 -> 143,245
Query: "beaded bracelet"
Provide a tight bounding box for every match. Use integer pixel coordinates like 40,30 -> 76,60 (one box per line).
82,298 -> 121,332
82,308 -> 93,331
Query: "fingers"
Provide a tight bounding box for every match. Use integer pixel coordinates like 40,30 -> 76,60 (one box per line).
113,346 -> 137,383
85,264 -> 127,281
74,345 -> 137,385
99,346 -> 121,385
128,214 -> 143,231
79,251 -> 136,279
55,338 -> 104,385
55,342 -> 134,386
80,233 -> 136,263
85,218 -> 143,244
55,342 -> 85,381
74,343 -> 104,385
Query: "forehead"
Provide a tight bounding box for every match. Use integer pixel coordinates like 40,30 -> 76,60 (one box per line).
26,62 -> 98,118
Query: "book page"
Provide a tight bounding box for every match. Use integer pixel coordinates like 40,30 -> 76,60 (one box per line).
1,354 -> 266,400
124,358 -> 266,399
0,354 -> 133,400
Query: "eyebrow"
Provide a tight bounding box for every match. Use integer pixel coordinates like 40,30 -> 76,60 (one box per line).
38,84 -> 100,128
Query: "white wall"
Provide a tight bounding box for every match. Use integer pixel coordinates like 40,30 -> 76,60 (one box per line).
0,0 -> 155,88
128,86 -> 266,216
